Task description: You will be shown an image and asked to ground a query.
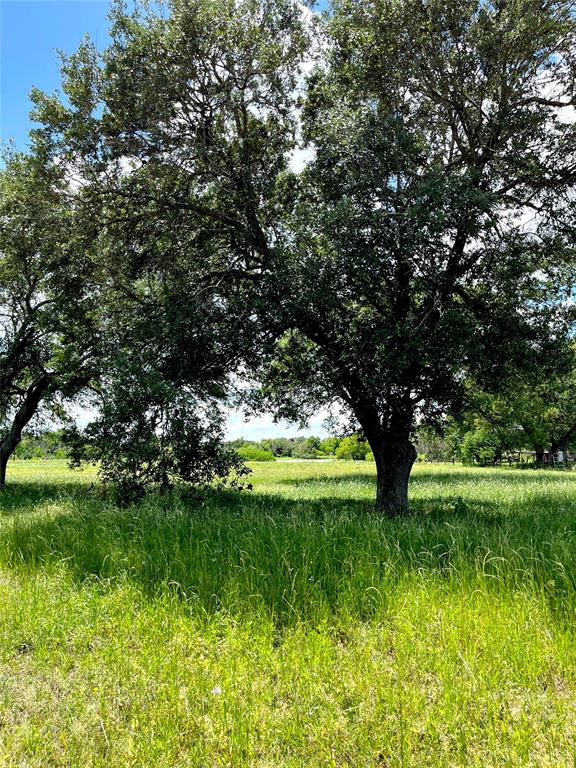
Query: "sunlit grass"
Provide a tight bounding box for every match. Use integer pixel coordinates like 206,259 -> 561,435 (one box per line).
1,460 -> 576,766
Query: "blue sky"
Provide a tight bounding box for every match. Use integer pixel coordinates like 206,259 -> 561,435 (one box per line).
1,0 -> 327,440
1,1 -> 111,149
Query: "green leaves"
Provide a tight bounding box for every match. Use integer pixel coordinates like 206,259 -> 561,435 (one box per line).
18,0 -> 576,508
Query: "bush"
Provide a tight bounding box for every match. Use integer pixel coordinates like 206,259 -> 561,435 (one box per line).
237,446 -> 276,462
65,378 -> 250,502
319,437 -> 340,456
335,435 -> 371,461
460,427 -> 501,465
291,436 -> 322,459
260,438 -> 292,457
13,430 -> 70,460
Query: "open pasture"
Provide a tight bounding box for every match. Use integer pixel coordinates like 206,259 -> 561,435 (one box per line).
1,460 -> 576,767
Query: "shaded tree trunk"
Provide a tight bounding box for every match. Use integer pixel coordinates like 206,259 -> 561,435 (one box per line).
551,420 -> 576,456
372,438 -> 417,517
0,374 -> 51,489
534,446 -> 545,466
359,401 -> 416,517
0,453 -> 7,489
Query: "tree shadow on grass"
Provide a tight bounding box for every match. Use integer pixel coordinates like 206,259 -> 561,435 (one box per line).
0,481 -> 95,516
1,478 -> 576,630
281,467 -> 576,489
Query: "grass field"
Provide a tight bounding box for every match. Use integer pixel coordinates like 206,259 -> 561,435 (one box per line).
1,459 -> 576,767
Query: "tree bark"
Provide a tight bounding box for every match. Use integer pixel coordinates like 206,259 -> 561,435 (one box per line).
0,452 -> 7,489
0,374 -> 51,489
534,446 -> 545,466
372,439 -> 417,517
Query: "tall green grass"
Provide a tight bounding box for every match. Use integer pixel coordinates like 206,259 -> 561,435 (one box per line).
1,461 -> 575,766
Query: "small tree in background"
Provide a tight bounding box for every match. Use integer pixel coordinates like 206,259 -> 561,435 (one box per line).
335,435 -> 372,461
66,378 -> 249,501
65,277 -> 253,499
461,363 -> 576,464
236,445 -> 276,462
414,422 -> 462,463
319,436 -> 341,456
14,430 -> 69,460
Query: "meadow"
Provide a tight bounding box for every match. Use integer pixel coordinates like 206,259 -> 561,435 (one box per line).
1,459 -> 576,767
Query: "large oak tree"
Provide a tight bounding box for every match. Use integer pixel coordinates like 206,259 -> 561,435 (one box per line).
33,0 -> 576,513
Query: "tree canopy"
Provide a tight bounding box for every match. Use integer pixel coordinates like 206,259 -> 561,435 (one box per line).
0,152 -> 101,486
9,0 -> 576,513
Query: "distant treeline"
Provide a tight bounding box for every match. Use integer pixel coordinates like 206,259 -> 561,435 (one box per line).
13,431 -> 375,463
14,422 -> 569,467
227,435 -> 373,461
12,430 -> 69,460
230,429 -> 460,463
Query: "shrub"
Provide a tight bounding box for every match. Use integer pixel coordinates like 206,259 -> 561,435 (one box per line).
65,380 -> 250,502
260,438 -> 292,457
460,427 -> 501,465
291,436 -> 322,459
319,436 -> 341,456
237,446 -> 276,462
13,430 -> 70,460
335,435 -> 371,461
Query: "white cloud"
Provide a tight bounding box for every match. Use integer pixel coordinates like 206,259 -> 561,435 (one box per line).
225,407 -> 329,440
69,403 -> 330,440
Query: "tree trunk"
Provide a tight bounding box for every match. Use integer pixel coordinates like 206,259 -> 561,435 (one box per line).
534,446 -> 545,466
0,453 -> 7,489
373,439 -> 417,517
551,421 -> 576,456
0,374 -> 51,489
